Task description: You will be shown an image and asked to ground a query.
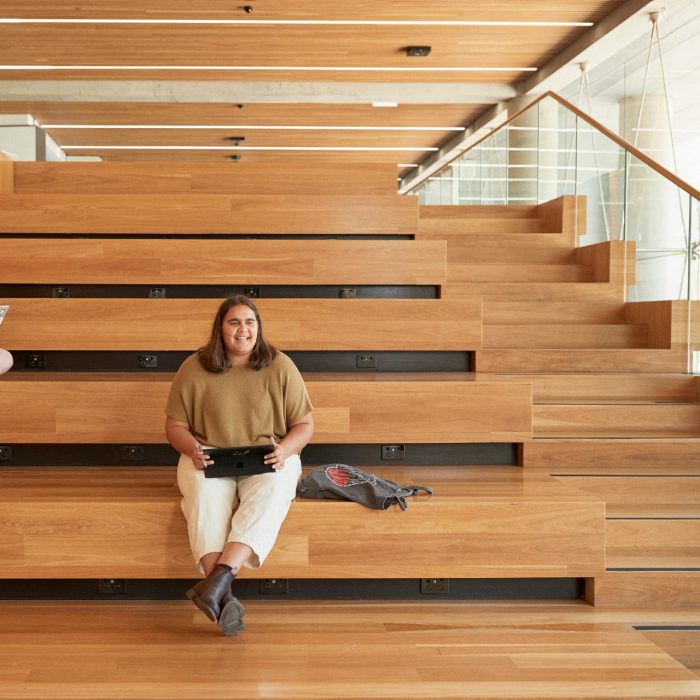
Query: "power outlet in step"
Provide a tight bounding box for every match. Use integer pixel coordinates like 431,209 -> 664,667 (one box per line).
98,579 -> 127,595
259,578 -> 288,594
420,578 -> 449,595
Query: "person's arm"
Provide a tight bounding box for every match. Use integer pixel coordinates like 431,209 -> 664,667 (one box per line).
0,349 -> 13,375
265,411 -> 314,471
165,415 -> 212,470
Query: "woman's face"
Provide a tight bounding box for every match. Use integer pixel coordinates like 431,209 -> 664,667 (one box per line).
221,304 -> 259,363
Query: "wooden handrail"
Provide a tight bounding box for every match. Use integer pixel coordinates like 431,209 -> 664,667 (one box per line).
410,90 -> 700,203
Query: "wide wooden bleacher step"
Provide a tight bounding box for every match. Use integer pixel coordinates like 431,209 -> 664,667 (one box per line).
0,238 -> 446,286
0,373 -> 532,444
0,193 -> 417,235
0,466 -> 604,579
0,298 -> 481,352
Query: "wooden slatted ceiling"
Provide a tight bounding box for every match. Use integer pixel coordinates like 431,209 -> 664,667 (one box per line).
0,102 -> 482,127
0,102 -> 481,169
0,26 -> 579,82
0,1 -> 627,167
2,1 -> 625,22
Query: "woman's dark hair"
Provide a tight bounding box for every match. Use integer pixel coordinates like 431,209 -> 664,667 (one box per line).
198,295 -> 278,372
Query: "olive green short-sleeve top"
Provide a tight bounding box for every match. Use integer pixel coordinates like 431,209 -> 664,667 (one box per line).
165,351 -> 312,448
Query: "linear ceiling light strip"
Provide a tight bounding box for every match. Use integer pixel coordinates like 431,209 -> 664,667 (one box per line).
62,146 -> 439,151
41,125 -> 466,131
0,65 -> 536,72
0,18 -> 593,27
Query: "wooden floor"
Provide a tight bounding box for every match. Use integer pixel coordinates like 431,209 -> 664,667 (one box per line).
1,600 -> 699,698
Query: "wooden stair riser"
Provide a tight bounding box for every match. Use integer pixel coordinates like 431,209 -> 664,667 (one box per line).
590,571 -> 700,607
448,263 -> 593,284
445,282 -> 625,302
555,475 -> 700,517
607,519 -> 700,569
484,302 -> 627,325
534,404 -> 700,438
483,324 -> 648,349
479,374 -> 696,403
477,349 -> 687,373
523,439 -> 700,469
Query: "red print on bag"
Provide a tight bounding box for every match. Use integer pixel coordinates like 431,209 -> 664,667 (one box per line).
325,465 -> 377,488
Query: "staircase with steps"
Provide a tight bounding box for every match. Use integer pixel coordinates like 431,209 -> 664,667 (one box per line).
420,195 -> 700,618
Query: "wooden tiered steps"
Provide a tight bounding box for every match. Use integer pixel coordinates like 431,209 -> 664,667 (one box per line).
420,196 -> 700,674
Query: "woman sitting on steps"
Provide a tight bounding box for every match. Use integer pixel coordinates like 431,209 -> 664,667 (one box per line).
165,295 -> 314,636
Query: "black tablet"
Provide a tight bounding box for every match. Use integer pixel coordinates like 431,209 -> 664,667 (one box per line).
203,445 -> 275,478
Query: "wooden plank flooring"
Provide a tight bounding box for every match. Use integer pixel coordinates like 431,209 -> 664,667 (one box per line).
0,600 -> 698,698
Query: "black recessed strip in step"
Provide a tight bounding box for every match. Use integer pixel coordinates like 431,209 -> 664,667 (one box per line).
607,567 -> 700,571
0,233 -> 414,240
0,443 -> 517,467
0,284 -> 437,299
0,577 -> 582,601
9,350 -> 470,373
634,625 -> 700,631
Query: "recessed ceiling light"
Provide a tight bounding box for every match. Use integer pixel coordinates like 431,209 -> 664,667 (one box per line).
406,46 -> 431,57
371,101 -> 398,108
0,18 -> 595,27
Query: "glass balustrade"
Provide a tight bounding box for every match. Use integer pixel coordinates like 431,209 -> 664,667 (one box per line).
412,93 -> 700,373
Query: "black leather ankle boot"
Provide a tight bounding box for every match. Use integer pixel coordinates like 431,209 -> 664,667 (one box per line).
186,564 -> 235,622
218,587 -> 246,637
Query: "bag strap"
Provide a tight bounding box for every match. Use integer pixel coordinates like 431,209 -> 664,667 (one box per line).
406,485 -> 433,496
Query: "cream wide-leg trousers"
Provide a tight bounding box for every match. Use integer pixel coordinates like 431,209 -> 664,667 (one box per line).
177,452 -> 302,572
